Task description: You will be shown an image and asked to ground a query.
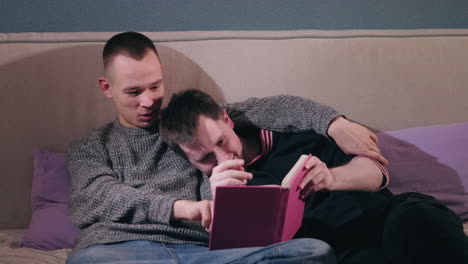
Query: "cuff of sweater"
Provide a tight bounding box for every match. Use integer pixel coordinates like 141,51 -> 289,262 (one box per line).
353,155 -> 390,191
148,196 -> 178,224
323,113 -> 345,141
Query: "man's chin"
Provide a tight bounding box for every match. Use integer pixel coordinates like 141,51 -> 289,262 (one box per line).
138,121 -> 154,128
138,118 -> 159,129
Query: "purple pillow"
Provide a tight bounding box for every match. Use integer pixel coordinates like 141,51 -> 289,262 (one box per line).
377,122 -> 468,221
21,149 -> 79,250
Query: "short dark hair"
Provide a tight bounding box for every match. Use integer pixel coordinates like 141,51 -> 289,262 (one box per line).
102,31 -> 159,71
159,89 -> 223,152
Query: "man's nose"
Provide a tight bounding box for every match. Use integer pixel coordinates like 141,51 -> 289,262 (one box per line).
140,92 -> 154,108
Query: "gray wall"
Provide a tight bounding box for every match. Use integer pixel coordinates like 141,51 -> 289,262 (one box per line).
1,0 -> 468,33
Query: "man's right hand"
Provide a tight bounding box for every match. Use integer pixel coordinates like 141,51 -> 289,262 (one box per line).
327,116 -> 389,165
172,200 -> 214,231
210,159 -> 253,197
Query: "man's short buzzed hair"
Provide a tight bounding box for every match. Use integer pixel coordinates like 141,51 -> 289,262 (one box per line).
159,89 -> 223,152
102,31 -> 159,70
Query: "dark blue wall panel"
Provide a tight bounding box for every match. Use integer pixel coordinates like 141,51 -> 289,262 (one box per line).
1,0 -> 468,33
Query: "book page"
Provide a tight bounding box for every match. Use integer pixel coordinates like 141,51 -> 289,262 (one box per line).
281,154 -> 311,189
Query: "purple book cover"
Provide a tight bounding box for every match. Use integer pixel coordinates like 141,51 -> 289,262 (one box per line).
209,155 -> 311,250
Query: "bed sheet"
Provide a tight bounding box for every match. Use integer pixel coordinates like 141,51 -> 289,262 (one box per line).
0,229 -> 69,264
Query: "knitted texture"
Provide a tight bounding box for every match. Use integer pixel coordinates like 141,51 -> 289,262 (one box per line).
226,95 -> 339,138
68,121 -> 212,253
67,95 -> 339,253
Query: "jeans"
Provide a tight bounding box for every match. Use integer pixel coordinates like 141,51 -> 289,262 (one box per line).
67,238 -> 336,264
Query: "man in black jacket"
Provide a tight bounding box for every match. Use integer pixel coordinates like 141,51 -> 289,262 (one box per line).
160,89 -> 468,264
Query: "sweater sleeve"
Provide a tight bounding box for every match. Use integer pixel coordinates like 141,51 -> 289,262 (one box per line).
224,95 -> 341,138
67,136 -> 176,228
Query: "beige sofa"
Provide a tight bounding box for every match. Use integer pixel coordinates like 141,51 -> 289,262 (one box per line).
1,30 -> 467,263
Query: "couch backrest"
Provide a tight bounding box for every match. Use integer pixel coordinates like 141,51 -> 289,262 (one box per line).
1,29 -> 467,229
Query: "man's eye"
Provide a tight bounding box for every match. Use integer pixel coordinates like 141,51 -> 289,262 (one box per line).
127,91 -> 140,96
199,153 -> 214,164
199,155 -> 209,162
150,86 -> 159,90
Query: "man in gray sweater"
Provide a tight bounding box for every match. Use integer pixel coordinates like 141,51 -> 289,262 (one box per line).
66,32 -> 387,263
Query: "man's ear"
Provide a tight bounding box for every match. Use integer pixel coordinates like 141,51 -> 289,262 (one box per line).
222,109 -> 235,129
98,77 -> 113,99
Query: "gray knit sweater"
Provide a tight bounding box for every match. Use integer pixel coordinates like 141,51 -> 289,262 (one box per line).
67,95 -> 340,253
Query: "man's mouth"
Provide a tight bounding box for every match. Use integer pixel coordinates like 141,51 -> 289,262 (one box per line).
139,112 -> 154,121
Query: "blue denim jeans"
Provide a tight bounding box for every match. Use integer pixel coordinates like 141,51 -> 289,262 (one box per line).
66,238 -> 336,264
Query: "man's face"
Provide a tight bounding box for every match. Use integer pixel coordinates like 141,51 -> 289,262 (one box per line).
100,51 -> 165,128
180,114 -> 244,175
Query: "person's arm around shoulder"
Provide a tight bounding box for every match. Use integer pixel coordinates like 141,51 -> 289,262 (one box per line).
225,95 -> 388,165
225,95 -> 338,136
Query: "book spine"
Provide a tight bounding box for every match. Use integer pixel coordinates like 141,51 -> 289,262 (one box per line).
280,187 -> 306,241
275,189 -> 290,242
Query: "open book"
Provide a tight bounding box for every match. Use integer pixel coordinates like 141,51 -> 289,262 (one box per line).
208,154 -> 312,250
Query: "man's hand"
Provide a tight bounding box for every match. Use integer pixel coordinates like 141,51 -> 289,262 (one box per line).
210,159 -> 253,197
172,200 -> 214,231
299,156 -> 336,198
327,116 -> 388,165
